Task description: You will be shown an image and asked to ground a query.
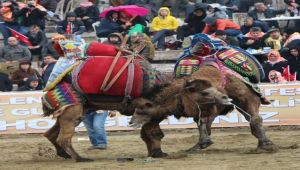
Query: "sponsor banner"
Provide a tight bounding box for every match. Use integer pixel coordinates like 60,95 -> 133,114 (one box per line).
0,83 -> 300,134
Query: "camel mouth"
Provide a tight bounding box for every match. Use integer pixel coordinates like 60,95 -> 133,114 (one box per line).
222,98 -> 233,106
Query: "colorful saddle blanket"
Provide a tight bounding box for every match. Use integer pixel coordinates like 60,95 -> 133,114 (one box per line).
42,81 -> 86,112
74,56 -> 144,97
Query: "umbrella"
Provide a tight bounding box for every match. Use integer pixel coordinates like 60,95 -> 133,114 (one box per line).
100,5 -> 149,18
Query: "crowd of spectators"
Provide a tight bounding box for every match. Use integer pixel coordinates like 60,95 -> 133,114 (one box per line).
1,0 -> 300,92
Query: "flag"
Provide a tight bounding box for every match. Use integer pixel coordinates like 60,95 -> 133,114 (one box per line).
8,27 -> 33,46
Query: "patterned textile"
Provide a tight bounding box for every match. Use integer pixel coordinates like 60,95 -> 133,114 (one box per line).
42,82 -> 86,111
44,57 -> 79,91
58,40 -> 87,59
175,59 -> 200,78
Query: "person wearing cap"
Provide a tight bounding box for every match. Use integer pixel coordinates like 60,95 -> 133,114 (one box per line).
176,3 -> 207,48
150,7 -> 179,50
56,12 -> 86,35
264,28 -> 283,51
202,17 -> 241,37
0,37 -> 31,63
17,75 -> 42,91
74,1 -> 100,32
11,60 -> 41,88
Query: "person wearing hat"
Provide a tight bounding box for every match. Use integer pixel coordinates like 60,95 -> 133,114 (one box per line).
264,28 -> 283,51
176,3 -> 207,48
74,1 -> 100,32
202,17 -> 241,37
0,37 -> 31,63
17,75 -> 42,91
11,60 -> 41,88
56,12 -> 86,35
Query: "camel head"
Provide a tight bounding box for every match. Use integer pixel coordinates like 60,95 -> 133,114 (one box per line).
129,79 -> 232,128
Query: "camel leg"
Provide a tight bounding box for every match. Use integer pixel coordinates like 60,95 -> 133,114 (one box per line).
56,105 -> 93,162
236,98 -> 274,150
44,120 -> 71,159
141,122 -> 168,158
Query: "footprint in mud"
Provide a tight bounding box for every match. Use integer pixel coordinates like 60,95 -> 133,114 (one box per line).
32,143 -> 58,160
245,144 -> 298,154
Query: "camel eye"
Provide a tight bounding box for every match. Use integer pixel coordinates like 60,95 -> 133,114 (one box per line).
201,92 -> 209,96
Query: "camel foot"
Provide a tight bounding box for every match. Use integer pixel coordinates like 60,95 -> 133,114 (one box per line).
57,150 -> 72,159
75,157 -> 94,162
200,139 -> 214,149
151,148 -> 168,158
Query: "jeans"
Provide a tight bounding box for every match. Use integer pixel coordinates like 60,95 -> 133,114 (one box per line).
0,22 -> 20,45
224,29 -> 242,37
83,110 -> 108,147
152,29 -> 175,49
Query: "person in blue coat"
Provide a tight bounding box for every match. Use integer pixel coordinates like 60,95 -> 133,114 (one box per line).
96,10 -> 123,38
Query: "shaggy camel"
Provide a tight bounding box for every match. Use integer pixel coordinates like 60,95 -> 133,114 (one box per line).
130,65 -> 276,154
42,78 -> 231,162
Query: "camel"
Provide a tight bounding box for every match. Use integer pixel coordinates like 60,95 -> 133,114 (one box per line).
42,78 -> 231,162
129,65 -> 276,153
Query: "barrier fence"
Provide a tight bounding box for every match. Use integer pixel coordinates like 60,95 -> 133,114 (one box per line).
1,83 -> 300,134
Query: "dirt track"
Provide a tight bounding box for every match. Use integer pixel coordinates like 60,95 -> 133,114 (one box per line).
0,126 -> 299,170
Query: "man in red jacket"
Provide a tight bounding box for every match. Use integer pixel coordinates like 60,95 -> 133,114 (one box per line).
202,17 -> 242,37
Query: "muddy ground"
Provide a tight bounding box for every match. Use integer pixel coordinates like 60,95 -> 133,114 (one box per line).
0,126 -> 299,170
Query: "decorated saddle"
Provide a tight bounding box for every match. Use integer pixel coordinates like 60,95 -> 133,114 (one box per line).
175,33 -> 264,84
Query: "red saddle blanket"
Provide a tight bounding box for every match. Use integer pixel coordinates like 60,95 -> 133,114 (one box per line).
77,56 -> 143,97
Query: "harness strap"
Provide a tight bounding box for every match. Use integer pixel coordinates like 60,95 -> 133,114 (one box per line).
100,35 -> 129,91
125,63 -> 135,97
103,55 -> 135,91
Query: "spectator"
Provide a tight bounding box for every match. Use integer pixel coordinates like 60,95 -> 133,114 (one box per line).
17,75 -> 42,91
248,2 -> 286,28
268,70 -> 287,83
215,30 -> 239,46
0,0 -> 21,44
124,0 -> 157,21
202,17 -> 241,37
284,47 -> 300,80
176,3 -> 207,47
262,50 -> 288,82
41,55 -> 57,85
25,25 -> 47,59
40,0 -> 59,12
150,7 -> 179,50
17,0 -> 47,32
284,0 -> 300,32
0,37 -> 31,63
74,1 -> 100,32
264,28 -> 283,50
130,32 -> 155,61
11,60 -> 41,88
105,33 -> 124,46
207,3 -> 229,19
240,27 -> 265,50
83,110 -> 116,150
56,12 -> 86,35
41,40 -> 59,58
155,0 -> 181,17
119,10 -> 147,35
96,10 -> 123,38
283,28 -> 300,49
0,72 -> 12,92
240,17 -> 269,34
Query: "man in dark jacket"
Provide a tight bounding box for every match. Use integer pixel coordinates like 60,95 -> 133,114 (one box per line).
241,17 -> 269,34
56,12 -> 86,35
248,2 -> 286,28
74,1 -> 100,32
41,55 -> 57,85
176,3 -> 207,47
96,10 -> 123,38
25,25 -> 47,58
0,72 -> 12,92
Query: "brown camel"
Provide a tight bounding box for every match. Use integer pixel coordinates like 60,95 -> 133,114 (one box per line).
42,78 -> 230,162
130,65 -> 276,153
